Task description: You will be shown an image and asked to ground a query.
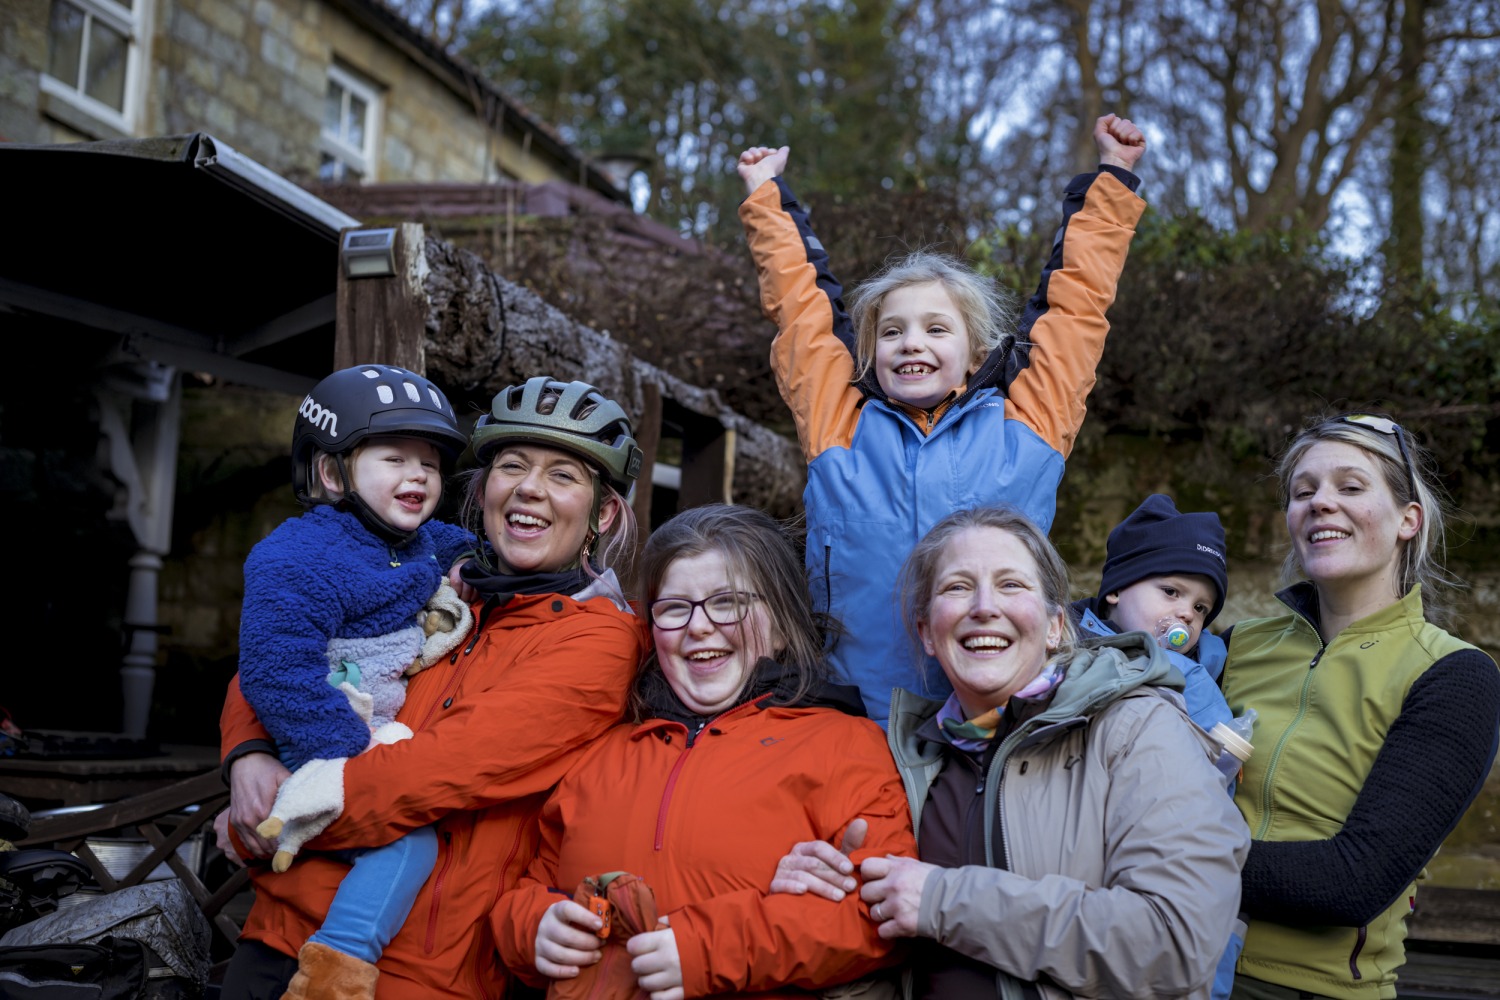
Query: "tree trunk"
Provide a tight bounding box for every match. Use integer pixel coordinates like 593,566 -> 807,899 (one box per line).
418,235 -> 806,518
1387,0 -> 1427,286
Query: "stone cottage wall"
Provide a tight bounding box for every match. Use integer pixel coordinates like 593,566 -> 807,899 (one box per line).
3,0 -> 558,186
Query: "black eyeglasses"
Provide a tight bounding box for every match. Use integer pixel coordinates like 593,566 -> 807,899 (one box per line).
1339,413 -> 1418,500
649,592 -> 761,630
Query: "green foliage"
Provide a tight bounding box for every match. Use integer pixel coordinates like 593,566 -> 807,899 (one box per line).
463,0 -> 935,242
969,210 -> 1500,504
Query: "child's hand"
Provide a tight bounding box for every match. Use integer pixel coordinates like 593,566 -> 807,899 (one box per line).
535,899 -> 604,980
628,917 -> 682,1000
1094,114 -> 1146,171
737,146 -> 790,196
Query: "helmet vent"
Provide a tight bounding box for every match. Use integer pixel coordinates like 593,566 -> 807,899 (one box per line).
403,381 -> 422,402
428,387 -> 443,407
377,385 -> 394,404
359,368 -> 379,379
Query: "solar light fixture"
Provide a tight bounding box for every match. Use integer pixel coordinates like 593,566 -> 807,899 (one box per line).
341,228 -> 398,278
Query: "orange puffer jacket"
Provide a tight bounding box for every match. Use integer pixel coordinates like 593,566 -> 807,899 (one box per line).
493,694 -> 917,997
220,589 -> 647,1000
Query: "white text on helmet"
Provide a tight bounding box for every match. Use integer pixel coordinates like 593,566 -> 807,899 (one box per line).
300,394 -> 339,438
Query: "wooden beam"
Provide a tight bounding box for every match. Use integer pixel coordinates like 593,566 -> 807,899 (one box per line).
17,769 -> 226,847
335,222 -> 428,373
679,416 -> 735,509
632,381 -> 663,533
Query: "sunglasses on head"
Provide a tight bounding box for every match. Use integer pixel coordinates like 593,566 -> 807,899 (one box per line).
1338,413 -> 1418,501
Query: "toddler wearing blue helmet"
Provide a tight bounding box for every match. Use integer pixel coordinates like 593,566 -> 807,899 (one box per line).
234,364 -> 476,998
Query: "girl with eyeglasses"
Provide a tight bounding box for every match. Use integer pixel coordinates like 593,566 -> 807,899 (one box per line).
492,503 -> 917,999
1220,414 -> 1500,1000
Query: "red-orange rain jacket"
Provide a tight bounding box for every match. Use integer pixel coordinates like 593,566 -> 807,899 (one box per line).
219,588 -> 646,1000
493,687 -> 917,998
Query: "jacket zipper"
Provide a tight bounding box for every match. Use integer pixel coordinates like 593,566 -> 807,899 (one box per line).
654,725 -> 696,850
822,545 -> 833,617
653,710 -> 738,850
424,829 -> 455,953
994,756 -> 1014,873
466,828 -> 525,1000
1348,924 -> 1367,979
1253,622 -> 1325,840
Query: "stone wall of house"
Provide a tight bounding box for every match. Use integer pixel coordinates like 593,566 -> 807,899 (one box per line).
150,0 -> 554,184
0,0 -> 63,143
3,0 -> 564,187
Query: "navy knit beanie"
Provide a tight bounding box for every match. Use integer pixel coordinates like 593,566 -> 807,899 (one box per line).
1098,494 -> 1229,626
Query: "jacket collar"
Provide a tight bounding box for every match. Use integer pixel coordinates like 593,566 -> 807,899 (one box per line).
1274,581 -> 1426,640
475,572 -> 636,634
891,631 -> 1180,764
631,658 -> 867,739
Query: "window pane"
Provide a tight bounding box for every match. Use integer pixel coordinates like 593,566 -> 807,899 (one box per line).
346,94 -> 367,147
323,80 -> 344,136
84,15 -> 128,110
46,0 -> 85,88
319,153 -> 342,182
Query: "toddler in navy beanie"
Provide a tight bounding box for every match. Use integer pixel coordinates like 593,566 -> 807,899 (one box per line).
1094,494 -> 1228,654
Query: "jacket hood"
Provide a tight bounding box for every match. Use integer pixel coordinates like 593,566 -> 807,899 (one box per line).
1043,631 -> 1182,724
640,656 -> 867,732
474,576 -> 637,636
890,631 -> 1181,765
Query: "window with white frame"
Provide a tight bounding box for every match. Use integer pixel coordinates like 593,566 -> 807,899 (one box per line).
319,64 -> 381,183
42,0 -> 147,135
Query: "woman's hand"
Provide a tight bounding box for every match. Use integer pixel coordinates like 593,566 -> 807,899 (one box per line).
768,818 -> 868,901
447,559 -> 478,604
534,899 -> 604,979
860,854 -> 938,939
212,810 -> 242,866
629,916 -> 682,1000
227,752 -> 291,859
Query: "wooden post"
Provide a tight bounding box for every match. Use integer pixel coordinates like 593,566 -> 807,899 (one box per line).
632,381 -> 662,535
679,414 -> 735,509
335,222 -> 428,373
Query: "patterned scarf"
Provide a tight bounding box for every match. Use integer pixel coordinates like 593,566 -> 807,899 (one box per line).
938,660 -> 1065,751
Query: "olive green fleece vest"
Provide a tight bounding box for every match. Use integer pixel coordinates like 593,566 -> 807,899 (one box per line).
1222,586 -> 1476,1000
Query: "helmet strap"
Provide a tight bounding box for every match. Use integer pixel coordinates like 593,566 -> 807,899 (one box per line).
330,453 -> 421,548
581,478 -> 606,562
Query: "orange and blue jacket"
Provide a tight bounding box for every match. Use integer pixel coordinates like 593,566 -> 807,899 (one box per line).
739,169 -> 1145,725
492,689 -> 917,997
219,588 -> 647,1000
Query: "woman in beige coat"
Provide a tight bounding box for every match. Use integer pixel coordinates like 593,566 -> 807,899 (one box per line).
774,506 -> 1249,999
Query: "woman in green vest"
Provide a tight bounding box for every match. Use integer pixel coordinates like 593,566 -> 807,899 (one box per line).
1221,414 -> 1500,1000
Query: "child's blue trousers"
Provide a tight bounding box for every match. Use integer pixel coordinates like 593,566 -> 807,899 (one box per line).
308,825 -> 438,963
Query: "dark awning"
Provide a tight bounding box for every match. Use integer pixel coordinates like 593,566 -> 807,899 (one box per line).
0,133 -> 359,393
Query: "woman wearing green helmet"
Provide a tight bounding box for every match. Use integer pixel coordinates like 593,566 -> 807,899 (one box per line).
464,377 -> 644,592
218,376 -> 649,1000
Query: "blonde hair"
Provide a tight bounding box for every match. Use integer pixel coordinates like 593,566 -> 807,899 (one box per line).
847,250 -> 1019,384
899,505 -> 1079,664
456,453 -> 637,587
1275,414 -> 1459,629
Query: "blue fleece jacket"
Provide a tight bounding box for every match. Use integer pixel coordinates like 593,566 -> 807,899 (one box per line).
238,505 -> 473,770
